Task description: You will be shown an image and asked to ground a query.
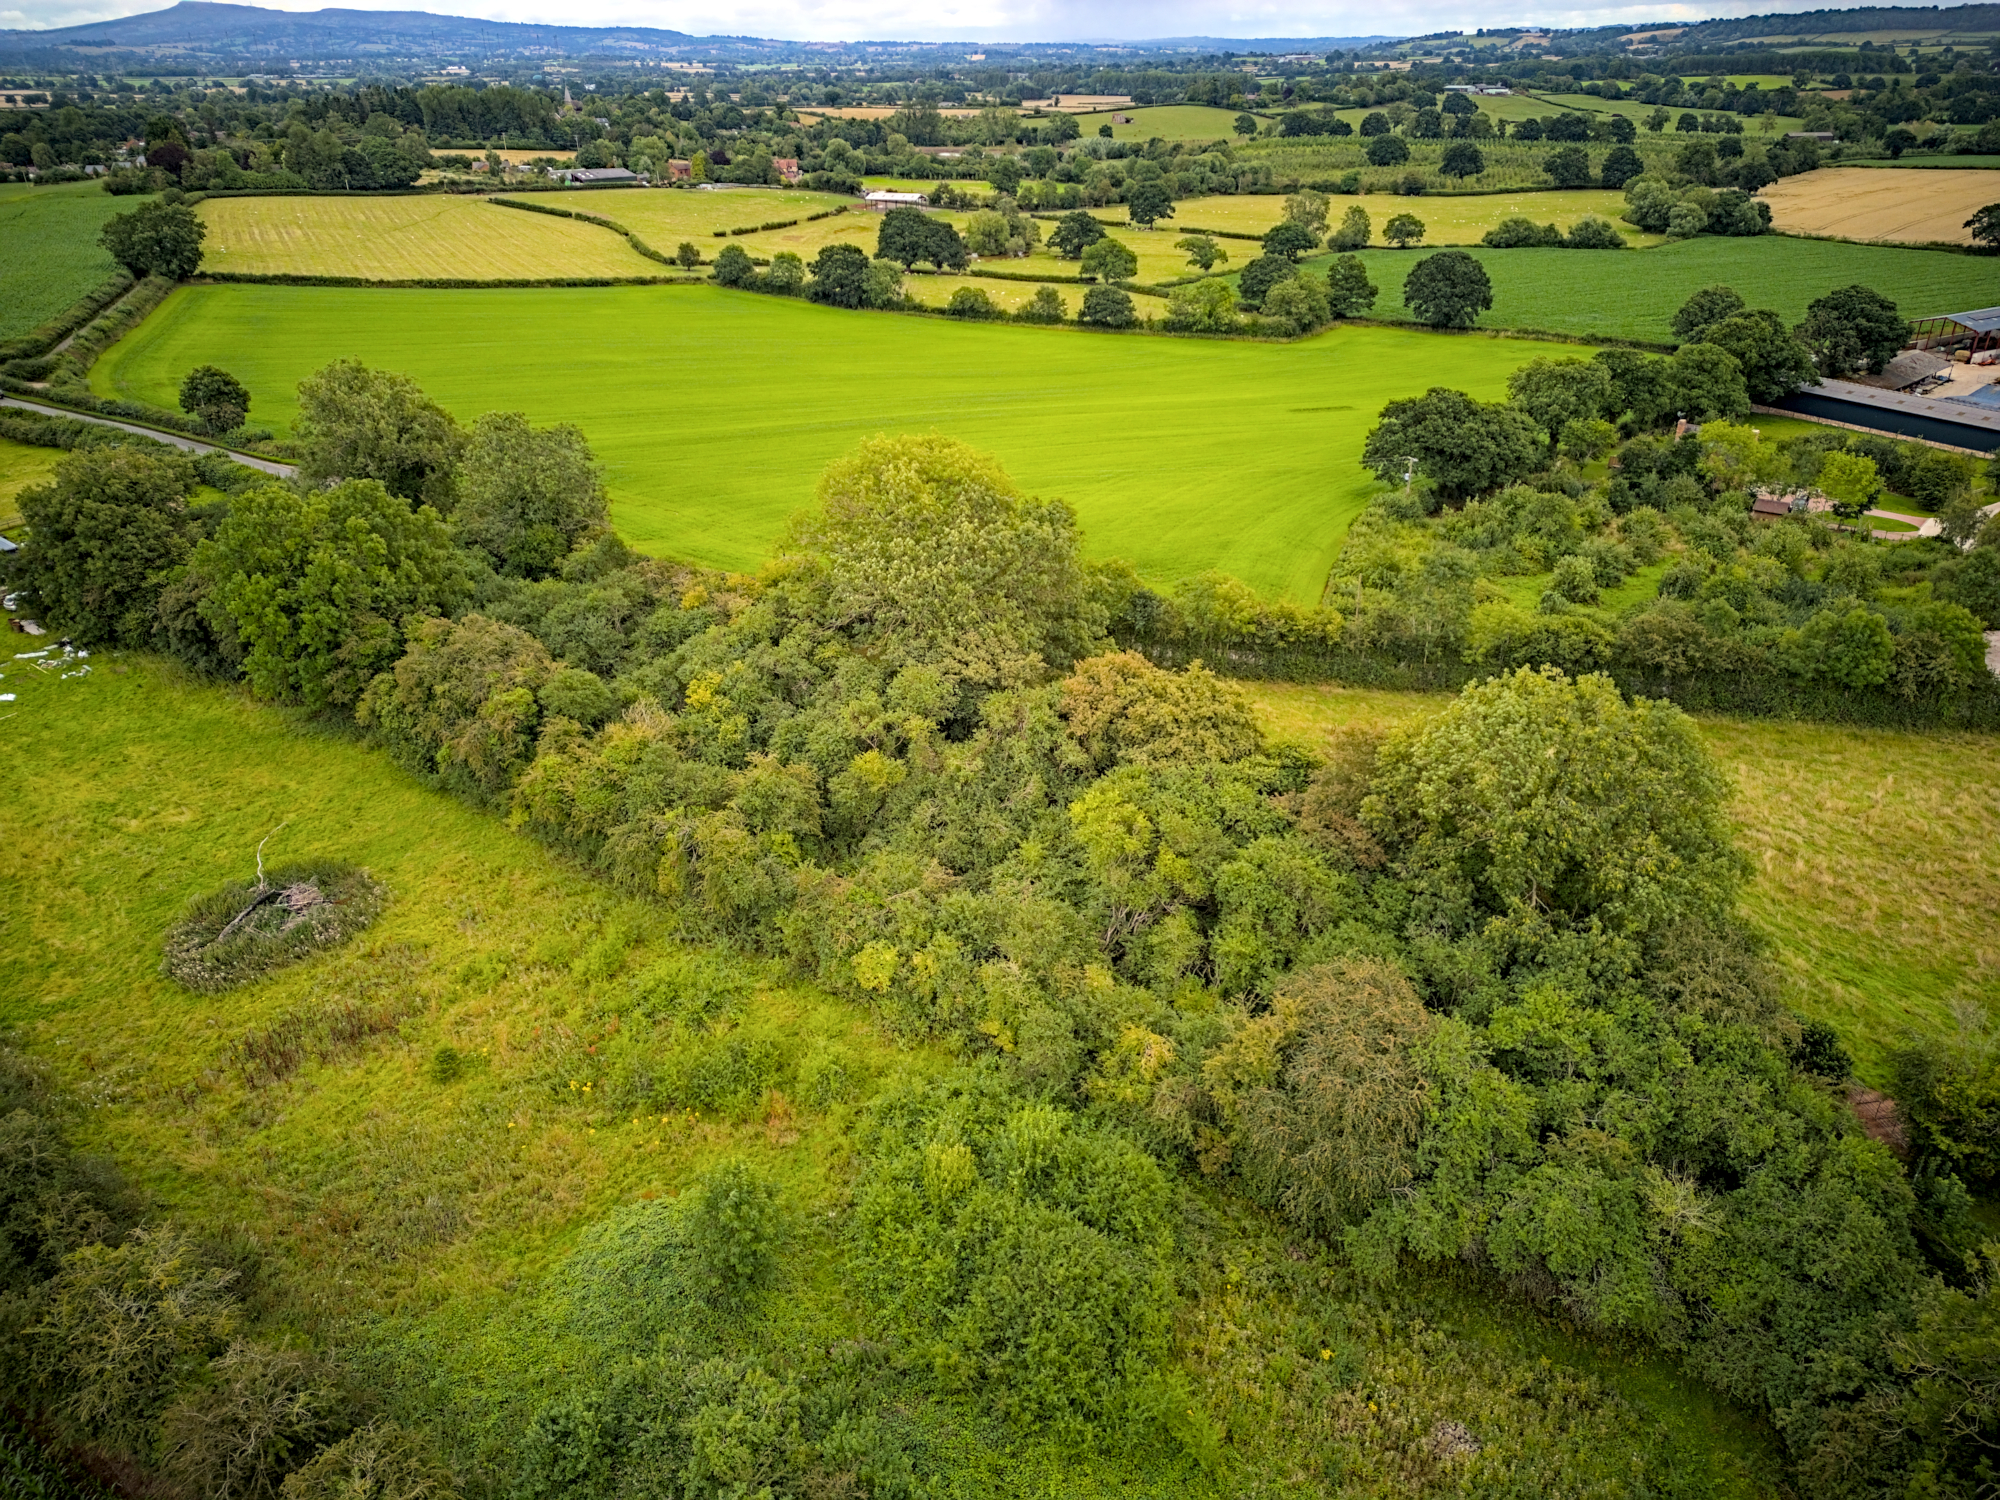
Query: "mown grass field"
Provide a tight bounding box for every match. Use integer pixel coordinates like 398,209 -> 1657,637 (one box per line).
195,194 -> 663,279
92,283 -> 1570,601
1243,681 -> 2000,1081
0,179 -> 142,340
0,654 -> 1789,1495
1279,235 -> 1996,343
1069,104 -> 1265,141
1759,166 -> 1997,244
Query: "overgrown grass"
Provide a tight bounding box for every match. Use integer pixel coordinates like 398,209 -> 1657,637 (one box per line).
90,284 -> 1569,602
1241,679 -> 2000,1081
0,433 -> 62,523
0,655 -> 1787,1494
0,181 -> 142,341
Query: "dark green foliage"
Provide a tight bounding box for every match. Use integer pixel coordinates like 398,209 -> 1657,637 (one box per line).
16,446 -> 203,649
1599,143 -> 1644,188
1259,220 -> 1318,261
1125,181 -> 1174,228
1078,284 -> 1136,328
1483,216 -> 1563,248
1324,255 -> 1377,318
293,359 -> 463,508
1235,253 -> 1293,310
1894,1017 -> 2000,1185
683,1163 -> 782,1301
1364,133 -> 1408,167
1796,284 -> 1910,378
712,243 -> 756,286
158,1342 -> 350,1500
1544,144 -> 1592,187
427,1046 -> 464,1084
806,242 -> 869,307
454,412 -> 609,578
1792,1019 -> 1852,1080
872,207 -> 965,271
1701,309 -> 1817,402
1400,249 -> 1492,329
161,861 -> 387,993
1563,215 -> 1625,249
1361,386 -> 1541,500
1048,209 -> 1105,259
1672,285 -> 1746,342
1439,141 -> 1484,178
0,1049 -> 133,1305
99,200 -> 204,280
178,365 -> 250,435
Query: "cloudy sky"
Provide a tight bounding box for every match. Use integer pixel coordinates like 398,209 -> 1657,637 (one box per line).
5,0 -> 1823,39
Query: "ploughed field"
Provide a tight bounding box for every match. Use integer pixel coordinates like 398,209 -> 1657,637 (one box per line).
91,283 -> 1571,602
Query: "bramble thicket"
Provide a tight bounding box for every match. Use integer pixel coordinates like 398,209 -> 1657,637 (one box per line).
7,338 -> 2000,1496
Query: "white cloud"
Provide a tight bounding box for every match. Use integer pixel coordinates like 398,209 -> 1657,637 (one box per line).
6,0 -> 1900,41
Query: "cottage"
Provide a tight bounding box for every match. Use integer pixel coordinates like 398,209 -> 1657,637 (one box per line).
772,157 -> 802,184
667,159 -> 692,181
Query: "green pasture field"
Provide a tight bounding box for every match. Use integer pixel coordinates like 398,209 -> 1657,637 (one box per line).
196,194 -> 663,279
1678,74 -> 1801,89
1243,681 -> 2000,1082
91,283 -> 1569,602
538,184 -> 855,242
0,653 -> 1790,1496
1066,104 -> 1264,141
1525,89 -> 1805,132
0,178 -> 142,340
1103,187 -> 1657,246
0,434 -> 61,526
1272,235 -> 1997,344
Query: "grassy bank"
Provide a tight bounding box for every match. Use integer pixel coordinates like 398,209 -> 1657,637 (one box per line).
89,283 -> 1567,602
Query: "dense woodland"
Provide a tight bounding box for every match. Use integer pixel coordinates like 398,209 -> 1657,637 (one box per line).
5,292 -> 2000,1490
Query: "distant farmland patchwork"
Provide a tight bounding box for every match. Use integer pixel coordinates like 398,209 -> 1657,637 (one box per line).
93,283 -> 1569,601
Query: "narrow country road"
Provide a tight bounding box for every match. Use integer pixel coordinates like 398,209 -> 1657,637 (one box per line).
0,396 -> 297,478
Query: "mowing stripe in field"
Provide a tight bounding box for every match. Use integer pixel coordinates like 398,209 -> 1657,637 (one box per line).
91,283 -> 1573,602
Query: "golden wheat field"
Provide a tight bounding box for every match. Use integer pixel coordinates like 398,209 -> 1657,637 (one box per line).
1758,167 -> 1998,245
196,194 -> 663,279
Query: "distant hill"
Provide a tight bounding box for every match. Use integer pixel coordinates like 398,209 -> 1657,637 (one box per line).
0,2 -> 1397,65
1667,2 -> 2000,43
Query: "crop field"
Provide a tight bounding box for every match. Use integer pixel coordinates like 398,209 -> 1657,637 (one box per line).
91,283 -> 1568,601
1068,104 -> 1265,141
1105,187 -> 1653,245
1242,681 -> 2000,1081
1759,167 -> 2000,244
1276,234 -> 1997,343
0,654 -> 1790,1497
196,194 -> 664,279
0,179 -> 142,339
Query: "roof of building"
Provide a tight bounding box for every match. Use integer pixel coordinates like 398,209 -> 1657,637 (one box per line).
864,189 -> 929,202
568,167 -> 638,183
1940,307 -> 2000,335
1749,495 -> 1792,517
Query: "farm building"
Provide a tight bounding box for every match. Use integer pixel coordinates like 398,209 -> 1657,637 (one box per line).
864,190 -> 930,211
561,167 -> 640,188
1909,307 -> 2000,360
1770,376 -> 2000,454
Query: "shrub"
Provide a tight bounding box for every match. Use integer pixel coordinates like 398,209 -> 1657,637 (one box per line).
1483,216 -> 1561,248
683,1163 -> 782,1301
162,861 -> 387,993
1078,284 -> 1136,328
29,1225 -> 240,1454
712,244 -> 756,287
1016,285 -> 1066,324
944,286 -> 1001,320
278,1422 -> 456,1500
851,1072 -> 1173,1438
1563,215 -> 1625,249
1220,959 -> 1435,1234
159,1341 -> 349,1500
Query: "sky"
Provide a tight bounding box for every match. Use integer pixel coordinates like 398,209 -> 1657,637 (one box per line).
3,0 -> 1855,41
